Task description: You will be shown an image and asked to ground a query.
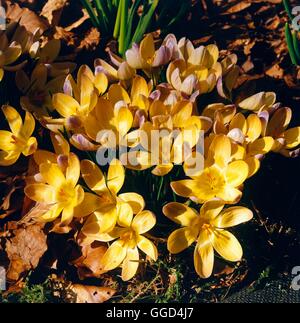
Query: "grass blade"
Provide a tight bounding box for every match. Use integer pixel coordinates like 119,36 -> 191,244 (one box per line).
113,0 -> 122,38
292,30 -> 300,64
131,0 -> 159,45
124,0 -> 143,50
94,0 -> 109,32
119,0 -> 129,55
80,0 -> 99,27
283,0 -> 293,22
285,22 -> 298,65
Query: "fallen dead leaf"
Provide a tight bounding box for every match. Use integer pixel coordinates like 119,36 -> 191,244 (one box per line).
72,242 -> 108,279
78,27 -> 101,51
70,284 -> 116,303
222,1 -> 252,15
265,64 -> 284,79
41,0 -> 69,26
5,1 -> 49,33
5,224 -> 47,281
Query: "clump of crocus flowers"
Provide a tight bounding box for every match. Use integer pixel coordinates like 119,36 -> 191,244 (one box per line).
0,30 -> 299,281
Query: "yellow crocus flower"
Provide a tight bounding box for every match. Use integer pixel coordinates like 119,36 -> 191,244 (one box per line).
83,97 -> 133,146
163,199 -> 253,278
84,206 -> 157,281
25,153 -> 101,225
238,91 -> 276,112
172,135 -> 249,204
166,40 -> 222,96
51,68 -> 98,131
125,100 -> 210,176
107,76 -> 152,118
80,159 -> 146,234
0,106 -> 37,166
30,39 -> 76,78
16,64 -> 66,116
266,107 -> 300,157
0,32 -> 24,81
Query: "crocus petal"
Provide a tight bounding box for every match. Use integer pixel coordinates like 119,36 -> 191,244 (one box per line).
118,193 -> 145,214
122,150 -> 152,171
107,159 -> 125,195
0,151 -> 19,166
52,93 -> 80,117
25,184 -> 56,203
80,74 -> 94,110
212,229 -> 243,262
200,199 -> 225,222
66,153 -> 80,187
94,72 -> 108,95
137,236 -> 158,261
117,61 -> 135,81
21,112 -> 35,138
4,45 -> 22,65
40,205 -> 63,222
212,207 -> 253,228
125,45 -> 144,69
80,159 -> 106,193
248,137 -> 274,155
140,34 -> 155,64
73,193 -> 102,218
108,84 -> 130,107
180,74 -> 197,96
132,210 -> 156,234
163,202 -> 198,227
239,92 -> 276,111
51,132 -> 70,156
246,114 -> 262,142
225,160 -> 249,187
117,202 -> 133,228
39,39 -> 60,63
194,229 -> 214,278
151,164 -> 173,176
152,46 -> 171,67
208,135 -> 231,169
23,137 -> 37,156
61,206 -> 74,225
218,187 -> 242,204
229,113 -> 247,134
171,179 -> 198,198
122,247 -> 139,281
267,107 -> 292,137
170,68 -> 182,91
284,127 -> 300,149
0,130 -> 15,151
40,162 -> 65,188
171,101 -> 193,127
71,134 -> 99,151
167,227 -> 198,254
102,240 -> 127,271
115,106 -> 133,138
2,105 -> 22,135
95,205 -> 118,233
34,150 -> 57,165
245,157 -> 260,178
131,76 -> 149,106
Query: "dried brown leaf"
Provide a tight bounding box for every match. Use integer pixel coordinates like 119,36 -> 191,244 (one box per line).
41,0 -> 69,25
265,64 -> 284,79
78,27 -> 101,51
222,1 -> 251,15
5,224 -> 47,281
72,242 -> 108,279
70,284 -> 115,303
5,1 -> 49,33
